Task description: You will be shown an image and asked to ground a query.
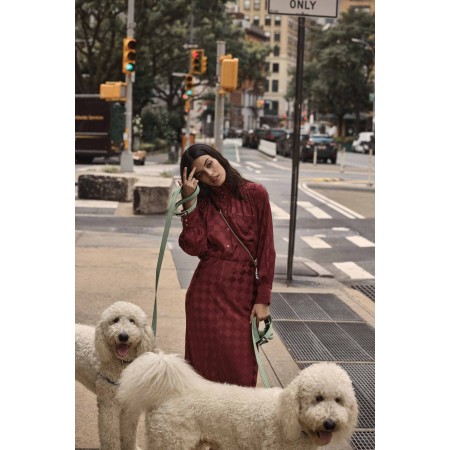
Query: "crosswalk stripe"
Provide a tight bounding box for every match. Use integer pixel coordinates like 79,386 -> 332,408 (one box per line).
270,202 -> 290,220
346,236 -> 375,247
301,236 -> 331,249
297,201 -> 332,219
333,262 -> 374,280
246,162 -> 263,169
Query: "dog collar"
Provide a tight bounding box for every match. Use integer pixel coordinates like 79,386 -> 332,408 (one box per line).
97,372 -> 119,386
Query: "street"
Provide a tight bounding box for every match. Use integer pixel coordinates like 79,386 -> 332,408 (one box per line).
76,139 -> 375,296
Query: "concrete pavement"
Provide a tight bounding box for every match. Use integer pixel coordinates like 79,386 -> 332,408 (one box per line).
75,152 -> 375,450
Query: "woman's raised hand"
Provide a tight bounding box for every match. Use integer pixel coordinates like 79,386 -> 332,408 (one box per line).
178,167 -> 199,211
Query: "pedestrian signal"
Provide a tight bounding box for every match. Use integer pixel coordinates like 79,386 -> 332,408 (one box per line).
122,38 -> 136,74
220,57 -> 239,91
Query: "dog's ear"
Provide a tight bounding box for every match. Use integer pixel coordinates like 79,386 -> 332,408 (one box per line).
95,323 -> 113,362
137,323 -> 155,355
277,382 -> 303,441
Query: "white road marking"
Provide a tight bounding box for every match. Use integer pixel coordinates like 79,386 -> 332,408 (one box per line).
75,200 -> 119,208
299,183 -> 365,219
346,236 -> 375,247
246,162 -> 264,169
235,143 -> 240,163
270,202 -> 290,220
297,201 -> 332,219
301,236 -> 331,249
333,262 -> 374,279
266,161 -> 290,171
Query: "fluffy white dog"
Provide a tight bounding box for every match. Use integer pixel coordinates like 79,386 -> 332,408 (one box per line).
75,301 -> 155,450
117,352 -> 358,450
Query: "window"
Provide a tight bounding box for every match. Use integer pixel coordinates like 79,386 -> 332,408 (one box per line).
244,0 -> 251,10
272,63 -> 279,73
272,79 -> 279,93
253,16 -> 260,26
254,0 -> 261,10
273,45 -> 280,56
265,15 -> 271,26
274,15 -> 281,26
274,32 -> 281,42
264,79 -> 269,92
264,62 -> 270,73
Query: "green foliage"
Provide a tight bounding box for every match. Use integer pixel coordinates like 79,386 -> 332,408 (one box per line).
75,0 -> 269,143
287,10 -> 375,135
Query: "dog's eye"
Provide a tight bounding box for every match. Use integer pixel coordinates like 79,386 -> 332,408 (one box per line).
113,317 -> 120,323
315,395 -> 324,402
335,398 -> 341,403
129,318 -> 135,324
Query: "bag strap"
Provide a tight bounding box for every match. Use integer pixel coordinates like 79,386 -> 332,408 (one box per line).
151,184 -> 200,335
251,316 -> 274,388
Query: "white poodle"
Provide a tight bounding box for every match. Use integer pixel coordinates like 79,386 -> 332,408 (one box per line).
117,352 -> 358,450
75,301 -> 155,450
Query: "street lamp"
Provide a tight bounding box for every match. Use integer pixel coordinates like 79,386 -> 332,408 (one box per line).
351,38 -> 375,133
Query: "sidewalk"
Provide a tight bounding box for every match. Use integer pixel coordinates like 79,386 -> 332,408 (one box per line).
75,153 -> 375,450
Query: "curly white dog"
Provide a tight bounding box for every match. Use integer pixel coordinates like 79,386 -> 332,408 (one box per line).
76,301 -> 155,450
117,352 -> 358,450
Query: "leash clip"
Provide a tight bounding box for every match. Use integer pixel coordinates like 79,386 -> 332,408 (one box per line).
256,316 -> 273,347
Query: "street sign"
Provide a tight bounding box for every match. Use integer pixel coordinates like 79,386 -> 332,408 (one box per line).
268,0 -> 339,18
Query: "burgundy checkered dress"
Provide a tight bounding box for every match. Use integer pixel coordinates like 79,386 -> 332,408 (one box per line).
179,181 -> 275,387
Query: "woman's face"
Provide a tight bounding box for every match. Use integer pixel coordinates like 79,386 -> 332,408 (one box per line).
192,155 -> 226,187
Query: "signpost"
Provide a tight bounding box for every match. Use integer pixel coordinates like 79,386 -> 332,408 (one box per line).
267,0 -> 339,281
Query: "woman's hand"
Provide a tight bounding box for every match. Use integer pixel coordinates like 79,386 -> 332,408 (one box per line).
249,304 -> 270,327
178,167 -> 199,211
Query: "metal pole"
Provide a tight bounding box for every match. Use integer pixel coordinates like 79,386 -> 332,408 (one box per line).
214,41 -> 225,153
120,0 -> 135,172
287,17 -> 306,281
184,11 -> 195,152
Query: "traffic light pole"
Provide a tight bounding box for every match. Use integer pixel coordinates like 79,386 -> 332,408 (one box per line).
121,0 -> 135,172
214,41 -> 225,153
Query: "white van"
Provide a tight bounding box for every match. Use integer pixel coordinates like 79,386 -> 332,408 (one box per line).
352,132 -> 374,153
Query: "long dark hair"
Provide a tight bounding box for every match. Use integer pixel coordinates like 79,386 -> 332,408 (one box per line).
180,144 -> 249,199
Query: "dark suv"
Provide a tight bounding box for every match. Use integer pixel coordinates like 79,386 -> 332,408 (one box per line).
302,134 -> 337,164
242,128 -> 286,149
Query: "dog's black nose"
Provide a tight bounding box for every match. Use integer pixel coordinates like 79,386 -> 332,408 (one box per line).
323,419 -> 336,431
119,333 -> 129,342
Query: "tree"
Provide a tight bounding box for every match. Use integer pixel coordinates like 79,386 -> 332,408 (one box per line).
75,0 -> 270,143
287,10 -> 375,136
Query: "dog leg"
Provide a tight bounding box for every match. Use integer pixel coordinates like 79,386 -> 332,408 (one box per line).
120,407 -> 140,450
97,382 -> 122,450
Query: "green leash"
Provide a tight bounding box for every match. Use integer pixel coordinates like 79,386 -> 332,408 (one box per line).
251,316 -> 274,388
151,184 -> 199,335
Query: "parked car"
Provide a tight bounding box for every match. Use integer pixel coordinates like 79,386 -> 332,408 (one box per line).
224,128 -> 243,139
302,134 -> 337,163
276,131 -> 308,158
352,131 -> 374,153
241,128 -> 271,149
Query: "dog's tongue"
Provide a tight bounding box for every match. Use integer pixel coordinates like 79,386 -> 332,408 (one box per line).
116,344 -> 129,357
317,431 -> 333,445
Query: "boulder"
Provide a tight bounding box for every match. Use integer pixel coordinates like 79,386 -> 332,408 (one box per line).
133,177 -> 175,215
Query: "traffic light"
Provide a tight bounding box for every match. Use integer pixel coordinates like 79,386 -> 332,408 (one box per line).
122,37 -> 136,74
201,53 -> 208,74
190,49 -> 204,75
220,57 -> 239,91
184,74 -> 194,96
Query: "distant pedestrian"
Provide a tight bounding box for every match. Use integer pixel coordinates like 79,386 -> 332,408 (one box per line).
178,143 -> 275,387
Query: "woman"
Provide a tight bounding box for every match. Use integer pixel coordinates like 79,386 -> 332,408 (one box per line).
178,143 -> 275,387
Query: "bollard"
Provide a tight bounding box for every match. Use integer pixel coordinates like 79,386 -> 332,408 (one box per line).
340,144 -> 346,173
367,148 -> 374,186
313,147 -> 317,165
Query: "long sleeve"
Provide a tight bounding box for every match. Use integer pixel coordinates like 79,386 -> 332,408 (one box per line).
178,206 -> 208,257
253,185 -> 276,305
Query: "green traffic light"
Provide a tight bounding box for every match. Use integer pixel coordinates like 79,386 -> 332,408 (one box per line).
125,63 -> 135,72
186,89 -> 193,96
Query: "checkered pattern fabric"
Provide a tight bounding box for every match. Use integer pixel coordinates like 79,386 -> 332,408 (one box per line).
179,182 -> 275,387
